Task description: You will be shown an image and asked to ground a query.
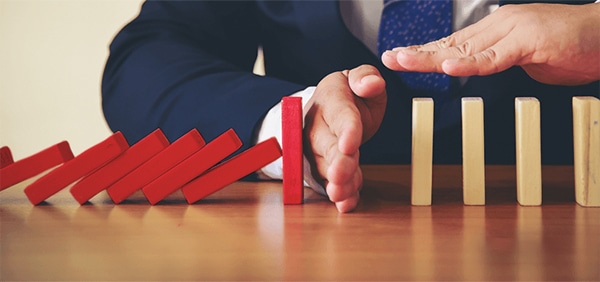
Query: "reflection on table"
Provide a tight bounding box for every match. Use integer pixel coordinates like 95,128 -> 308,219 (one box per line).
1,165 -> 598,280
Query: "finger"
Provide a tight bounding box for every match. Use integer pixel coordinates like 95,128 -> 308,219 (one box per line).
326,160 -> 362,202
308,129 -> 361,205
382,11 -> 495,56
412,11 -> 499,51
333,168 -> 362,214
394,48 -> 447,73
335,191 -> 360,213
318,75 -> 363,156
383,6 -> 515,73
394,24 -> 514,73
441,36 -> 527,77
346,65 -> 387,100
305,106 -> 339,180
306,74 -> 362,178
382,42 -> 451,71
381,50 -> 407,71
412,4 -> 513,53
310,135 -> 353,184
347,65 -> 388,143
326,150 -> 360,187
382,17 -> 493,70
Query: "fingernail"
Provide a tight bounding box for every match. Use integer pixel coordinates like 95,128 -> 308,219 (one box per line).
382,50 -> 397,57
399,48 -> 418,55
361,74 -> 378,85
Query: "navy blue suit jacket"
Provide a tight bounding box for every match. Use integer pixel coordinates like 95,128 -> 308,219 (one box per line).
102,0 -> 599,166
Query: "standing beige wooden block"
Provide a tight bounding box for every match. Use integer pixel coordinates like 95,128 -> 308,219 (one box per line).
572,96 -> 600,207
461,97 -> 486,205
515,97 -> 542,206
411,98 -> 434,206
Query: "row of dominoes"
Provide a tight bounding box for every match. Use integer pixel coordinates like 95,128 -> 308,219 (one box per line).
0,97 -> 305,206
2,95 -> 596,207
411,96 -> 599,207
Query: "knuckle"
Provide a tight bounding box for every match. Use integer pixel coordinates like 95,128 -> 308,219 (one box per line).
436,35 -> 456,49
475,49 -> 501,74
455,41 -> 473,56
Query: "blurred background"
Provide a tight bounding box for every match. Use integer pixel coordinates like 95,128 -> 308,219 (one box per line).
0,0 -> 144,159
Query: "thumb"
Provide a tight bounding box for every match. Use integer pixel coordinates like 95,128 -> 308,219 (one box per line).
347,65 -> 387,102
347,65 -> 387,143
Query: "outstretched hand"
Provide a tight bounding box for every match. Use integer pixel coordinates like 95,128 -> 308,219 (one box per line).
304,65 -> 387,213
381,3 -> 600,86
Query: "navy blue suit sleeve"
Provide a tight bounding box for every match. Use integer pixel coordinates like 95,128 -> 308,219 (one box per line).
102,1 -> 305,148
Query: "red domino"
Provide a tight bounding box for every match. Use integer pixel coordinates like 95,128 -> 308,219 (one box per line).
106,129 -> 206,204
1,141 -> 74,191
24,132 -> 129,205
182,137 -> 281,204
69,129 -> 170,204
1,146 -> 14,168
142,129 -> 242,205
282,97 -> 304,204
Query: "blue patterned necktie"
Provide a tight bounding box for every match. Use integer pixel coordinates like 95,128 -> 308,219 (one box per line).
378,0 -> 452,95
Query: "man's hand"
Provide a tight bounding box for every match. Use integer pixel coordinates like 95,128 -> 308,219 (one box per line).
304,65 -> 387,213
381,3 -> 600,86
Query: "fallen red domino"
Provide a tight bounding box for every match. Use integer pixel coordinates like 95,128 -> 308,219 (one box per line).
1,141 -> 74,191
282,96 -> 304,204
182,137 -> 282,204
106,129 -> 206,204
1,146 -> 14,168
69,129 -> 170,204
24,132 -> 129,205
142,128 -> 242,205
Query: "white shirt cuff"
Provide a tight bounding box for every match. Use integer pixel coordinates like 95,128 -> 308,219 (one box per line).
255,87 -> 326,196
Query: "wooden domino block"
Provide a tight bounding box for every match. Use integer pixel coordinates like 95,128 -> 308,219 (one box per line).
1,146 -> 14,168
461,97 -> 486,205
411,98 -> 434,206
572,96 -> 600,207
142,129 -> 242,205
69,129 -> 170,204
106,129 -> 205,204
182,137 -> 282,204
1,141 -> 74,191
282,96 -> 304,205
515,97 -> 542,206
24,132 -> 129,205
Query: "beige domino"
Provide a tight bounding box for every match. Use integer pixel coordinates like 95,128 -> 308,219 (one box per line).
411,98 -> 434,206
572,96 -> 600,207
515,97 -> 542,206
461,97 -> 486,205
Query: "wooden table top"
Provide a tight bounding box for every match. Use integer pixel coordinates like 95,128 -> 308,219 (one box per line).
1,165 -> 598,281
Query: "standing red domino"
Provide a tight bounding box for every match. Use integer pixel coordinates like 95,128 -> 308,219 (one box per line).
69,129 -> 170,204
106,129 -> 206,204
282,97 -> 304,204
182,137 -> 282,204
1,141 -> 74,191
143,129 -> 242,205
24,132 -> 129,205
1,146 -> 14,168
